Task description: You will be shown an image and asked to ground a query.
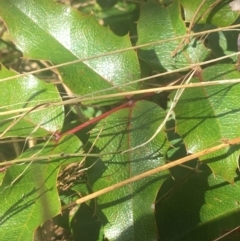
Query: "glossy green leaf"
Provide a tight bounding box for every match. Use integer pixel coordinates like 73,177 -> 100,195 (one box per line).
88,100 -> 170,241
180,0 -> 239,27
0,0 -> 140,104
137,0 -> 210,71
172,64 -> 240,182
0,66 -> 64,138
0,135 -> 83,241
156,172 -> 240,241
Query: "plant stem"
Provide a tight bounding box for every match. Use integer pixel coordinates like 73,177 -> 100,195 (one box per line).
55,100 -> 134,141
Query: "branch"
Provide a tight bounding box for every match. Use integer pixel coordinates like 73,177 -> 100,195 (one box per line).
62,137 -> 240,210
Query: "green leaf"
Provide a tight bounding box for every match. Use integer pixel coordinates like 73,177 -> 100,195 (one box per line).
88,100 -> 170,241
0,0 -> 140,104
0,66 -> 64,138
137,0 -> 210,71
156,172 -> 240,241
0,135 -> 83,241
180,0 -> 239,27
71,203 -> 104,241
172,64 -> 240,182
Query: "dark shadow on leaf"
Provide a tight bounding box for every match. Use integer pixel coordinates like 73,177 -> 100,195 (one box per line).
175,84 -> 240,139
71,202 -> 103,241
204,68 -> 236,81
137,48 -> 166,71
71,203 -> 160,241
206,1 -> 229,24
155,172 -> 208,241
0,161 -> 61,225
87,142 -> 166,187
23,89 -> 48,108
98,173 -> 169,211
156,172 -> 240,240
202,144 -> 240,165
0,186 -> 53,225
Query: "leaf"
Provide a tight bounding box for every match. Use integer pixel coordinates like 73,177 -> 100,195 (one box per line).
0,0 -> 140,104
0,135 -> 83,241
156,172 -> 240,241
204,27 -> 239,63
88,100 -> 170,241
71,203 -> 104,241
172,64 -> 240,182
180,0 -> 239,27
92,1 -> 138,37
137,0 -> 210,71
0,66 -> 64,138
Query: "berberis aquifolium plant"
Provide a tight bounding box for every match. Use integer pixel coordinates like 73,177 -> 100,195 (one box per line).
1,0 -> 240,240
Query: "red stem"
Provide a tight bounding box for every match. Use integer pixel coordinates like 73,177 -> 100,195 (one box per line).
55,100 -> 133,141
